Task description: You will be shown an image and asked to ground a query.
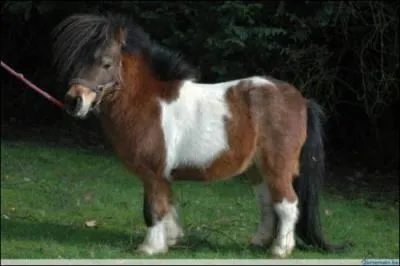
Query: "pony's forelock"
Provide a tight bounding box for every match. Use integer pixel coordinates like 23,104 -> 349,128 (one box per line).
52,12 -> 198,83
52,13 -> 127,81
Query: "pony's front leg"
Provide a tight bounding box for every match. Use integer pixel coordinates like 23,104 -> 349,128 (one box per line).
138,178 -> 183,255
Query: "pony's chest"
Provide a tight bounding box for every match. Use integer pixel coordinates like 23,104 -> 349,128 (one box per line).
159,88 -> 231,177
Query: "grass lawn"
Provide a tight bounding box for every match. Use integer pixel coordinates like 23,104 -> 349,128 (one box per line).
1,140 -> 399,260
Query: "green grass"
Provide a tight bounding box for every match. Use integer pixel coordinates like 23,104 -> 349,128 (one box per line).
1,140 -> 399,260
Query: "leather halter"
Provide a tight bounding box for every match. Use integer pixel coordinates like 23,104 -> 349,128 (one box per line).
68,78 -> 116,94
69,78 -> 118,110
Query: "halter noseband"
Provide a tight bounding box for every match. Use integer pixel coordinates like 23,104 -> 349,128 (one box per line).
69,78 -> 116,94
69,78 -> 118,110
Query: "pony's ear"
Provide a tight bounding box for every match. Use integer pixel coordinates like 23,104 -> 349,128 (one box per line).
114,27 -> 127,46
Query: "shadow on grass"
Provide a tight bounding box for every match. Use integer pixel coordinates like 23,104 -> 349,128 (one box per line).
172,233 -> 267,255
1,217 -> 268,256
1,218 -> 139,247
1,120 -> 112,157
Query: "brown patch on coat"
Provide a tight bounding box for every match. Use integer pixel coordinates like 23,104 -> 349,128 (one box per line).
98,52 -> 182,219
248,78 -> 307,203
170,80 -> 258,181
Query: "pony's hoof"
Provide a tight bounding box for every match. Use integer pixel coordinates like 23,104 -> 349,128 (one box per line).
248,235 -> 272,247
167,229 -> 184,246
167,234 -> 184,247
167,237 -> 181,247
137,244 -> 168,255
270,244 -> 293,258
248,235 -> 273,247
249,237 -> 265,247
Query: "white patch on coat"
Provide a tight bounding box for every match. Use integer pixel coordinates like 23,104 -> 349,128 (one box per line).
249,76 -> 274,87
76,93 -> 94,118
137,218 -> 168,255
159,76 -> 271,179
272,198 -> 299,258
137,206 -> 184,254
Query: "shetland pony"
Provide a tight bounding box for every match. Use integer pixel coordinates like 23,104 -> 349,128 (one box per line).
52,13 -> 348,257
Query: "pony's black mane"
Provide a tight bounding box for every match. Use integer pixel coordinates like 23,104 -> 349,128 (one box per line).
52,13 -> 198,82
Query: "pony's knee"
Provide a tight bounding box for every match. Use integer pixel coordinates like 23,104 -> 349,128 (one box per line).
143,193 -> 169,227
143,179 -> 172,226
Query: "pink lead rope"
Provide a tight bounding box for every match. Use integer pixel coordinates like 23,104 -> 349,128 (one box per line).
1,60 -> 65,109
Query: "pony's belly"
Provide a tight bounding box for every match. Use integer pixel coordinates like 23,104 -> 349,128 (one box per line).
170,129 -> 258,182
169,82 -> 261,182
169,155 -> 248,182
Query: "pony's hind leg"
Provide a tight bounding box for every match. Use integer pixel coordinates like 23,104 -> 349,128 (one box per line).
138,177 -> 184,255
258,152 -> 300,258
266,173 -> 299,257
247,165 -> 275,247
271,188 -> 298,258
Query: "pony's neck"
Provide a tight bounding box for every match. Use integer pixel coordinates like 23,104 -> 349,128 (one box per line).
97,52 -> 186,159
120,53 -> 154,97
100,52 -> 186,118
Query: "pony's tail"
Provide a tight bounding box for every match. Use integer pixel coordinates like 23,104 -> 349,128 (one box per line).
293,99 -> 352,253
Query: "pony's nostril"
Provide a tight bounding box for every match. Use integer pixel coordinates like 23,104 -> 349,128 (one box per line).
76,96 -> 82,110
64,95 -> 74,111
64,95 -> 82,114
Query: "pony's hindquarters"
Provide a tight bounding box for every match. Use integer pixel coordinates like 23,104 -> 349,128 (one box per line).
249,93 -> 351,257
248,80 -> 308,257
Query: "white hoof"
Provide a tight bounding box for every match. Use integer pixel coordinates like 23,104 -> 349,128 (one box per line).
137,243 -> 168,255
167,229 -> 184,246
164,207 -> 185,247
271,241 -> 295,258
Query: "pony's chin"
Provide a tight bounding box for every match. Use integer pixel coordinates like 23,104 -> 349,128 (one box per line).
75,113 -> 89,120
74,109 -> 91,120
75,106 -> 101,119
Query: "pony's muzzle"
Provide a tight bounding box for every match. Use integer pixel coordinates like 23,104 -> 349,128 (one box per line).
64,94 -> 82,116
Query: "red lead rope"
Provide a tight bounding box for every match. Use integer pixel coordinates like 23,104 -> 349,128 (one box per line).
1,60 -> 65,109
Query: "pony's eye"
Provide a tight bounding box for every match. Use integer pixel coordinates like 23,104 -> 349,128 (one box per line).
103,63 -> 111,69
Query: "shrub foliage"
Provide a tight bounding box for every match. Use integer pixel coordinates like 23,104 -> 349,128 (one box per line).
1,1 -> 398,170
